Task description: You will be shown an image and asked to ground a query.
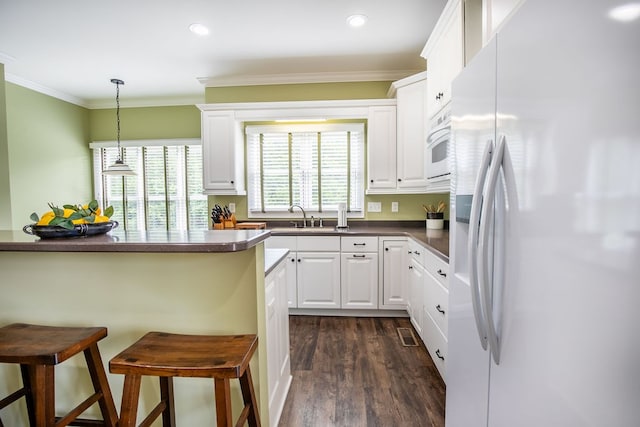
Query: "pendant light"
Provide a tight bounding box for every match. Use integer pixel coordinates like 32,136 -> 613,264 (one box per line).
103,78 -> 136,176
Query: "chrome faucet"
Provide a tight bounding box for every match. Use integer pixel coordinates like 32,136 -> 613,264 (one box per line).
288,204 -> 307,228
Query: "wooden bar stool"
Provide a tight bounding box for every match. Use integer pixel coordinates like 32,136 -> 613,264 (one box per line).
0,323 -> 118,427
109,332 -> 261,427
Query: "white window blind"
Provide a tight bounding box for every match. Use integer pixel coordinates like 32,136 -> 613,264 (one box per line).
90,139 -> 207,231
246,123 -> 364,217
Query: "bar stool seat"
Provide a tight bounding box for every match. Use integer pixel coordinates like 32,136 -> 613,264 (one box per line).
109,332 -> 261,427
0,323 -> 118,427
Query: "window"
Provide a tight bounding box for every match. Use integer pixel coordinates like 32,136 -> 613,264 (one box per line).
90,139 -> 207,231
246,123 -> 365,217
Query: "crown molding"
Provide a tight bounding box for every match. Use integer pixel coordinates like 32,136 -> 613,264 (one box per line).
5,73 -> 89,108
86,95 -> 205,109
198,70 -> 424,88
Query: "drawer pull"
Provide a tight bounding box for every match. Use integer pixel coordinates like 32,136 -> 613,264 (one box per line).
436,304 -> 445,315
436,349 -> 445,361
353,243 -> 366,246
409,265 -> 413,270
353,254 -> 366,258
414,250 -> 421,255
437,269 -> 447,277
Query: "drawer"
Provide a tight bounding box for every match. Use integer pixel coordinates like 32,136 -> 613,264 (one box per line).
297,236 -> 340,252
340,236 -> 378,253
265,236 -> 297,251
422,313 -> 447,382
424,275 -> 448,336
424,251 -> 449,289
408,238 -> 426,266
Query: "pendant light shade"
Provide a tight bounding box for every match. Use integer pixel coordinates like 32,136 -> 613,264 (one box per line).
103,78 -> 136,176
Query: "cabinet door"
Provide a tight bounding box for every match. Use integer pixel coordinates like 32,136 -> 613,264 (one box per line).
341,253 -> 378,309
264,270 -> 279,406
296,252 -> 341,309
396,80 -> 428,191
380,239 -> 408,309
367,106 -> 397,192
408,258 -> 425,338
201,110 -> 246,195
285,252 -> 297,308
439,3 -> 464,108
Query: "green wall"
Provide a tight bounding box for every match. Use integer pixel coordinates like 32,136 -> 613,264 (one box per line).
0,64 -> 12,229
89,105 -> 200,141
5,83 -> 92,229
206,81 -> 393,103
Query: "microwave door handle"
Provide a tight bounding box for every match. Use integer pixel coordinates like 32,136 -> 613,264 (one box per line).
468,139 -> 494,351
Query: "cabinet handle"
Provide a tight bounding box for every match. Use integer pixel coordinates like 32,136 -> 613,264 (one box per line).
230,180 -> 234,184
353,254 -> 366,258
370,179 -> 374,183
436,349 -> 445,361
436,304 -> 445,315
409,265 -> 413,270
291,258 -> 295,263
414,250 -> 421,255
397,178 -> 402,182
297,259 -> 301,262
353,243 -> 366,246
437,269 -> 447,277
385,247 -> 389,251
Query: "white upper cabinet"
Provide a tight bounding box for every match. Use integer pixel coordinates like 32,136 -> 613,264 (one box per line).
367,105 -> 398,192
200,110 -> 246,195
395,74 -> 428,191
422,0 -> 464,119
368,73 -> 429,194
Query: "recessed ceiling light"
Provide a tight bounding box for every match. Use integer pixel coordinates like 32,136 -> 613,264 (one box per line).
347,14 -> 368,28
189,23 -> 210,36
608,3 -> 640,21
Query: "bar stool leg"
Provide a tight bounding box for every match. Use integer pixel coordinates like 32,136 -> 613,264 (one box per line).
29,364 -> 55,427
213,378 -> 232,427
239,367 -> 261,427
84,343 -> 119,426
119,375 -> 142,427
159,377 -> 176,427
19,365 -> 36,427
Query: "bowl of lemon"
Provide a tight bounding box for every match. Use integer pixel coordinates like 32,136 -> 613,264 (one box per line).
23,200 -> 118,238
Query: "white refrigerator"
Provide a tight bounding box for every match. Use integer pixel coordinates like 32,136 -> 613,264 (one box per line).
446,1 -> 640,426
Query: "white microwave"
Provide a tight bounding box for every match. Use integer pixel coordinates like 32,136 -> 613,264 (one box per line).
426,109 -> 451,182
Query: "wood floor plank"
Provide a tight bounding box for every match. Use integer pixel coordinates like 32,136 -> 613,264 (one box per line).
278,316 -> 446,427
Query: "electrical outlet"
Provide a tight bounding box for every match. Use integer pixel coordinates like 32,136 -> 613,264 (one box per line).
367,202 -> 382,213
228,203 -> 236,213
391,202 -> 399,213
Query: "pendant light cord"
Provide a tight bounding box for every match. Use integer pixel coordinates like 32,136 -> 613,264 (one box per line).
111,78 -> 125,162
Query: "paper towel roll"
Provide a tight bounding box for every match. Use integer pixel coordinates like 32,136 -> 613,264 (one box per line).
337,203 -> 347,228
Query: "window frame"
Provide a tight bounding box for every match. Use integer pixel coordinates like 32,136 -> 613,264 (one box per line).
89,138 -> 207,231
245,122 -> 365,220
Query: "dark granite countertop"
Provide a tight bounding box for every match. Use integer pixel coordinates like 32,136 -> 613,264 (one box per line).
0,229 -> 271,253
265,220 -> 449,261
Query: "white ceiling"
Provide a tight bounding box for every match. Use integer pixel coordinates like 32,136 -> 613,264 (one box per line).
0,0 -> 446,108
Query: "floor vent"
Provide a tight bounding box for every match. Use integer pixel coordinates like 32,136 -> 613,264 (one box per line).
397,327 -> 419,347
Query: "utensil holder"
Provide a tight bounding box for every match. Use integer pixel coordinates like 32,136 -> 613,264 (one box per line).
426,212 -> 444,230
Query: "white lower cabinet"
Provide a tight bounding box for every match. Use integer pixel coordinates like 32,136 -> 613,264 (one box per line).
264,256 -> 292,427
408,256 -> 425,338
297,251 -> 341,308
379,238 -> 408,309
341,252 -> 379,309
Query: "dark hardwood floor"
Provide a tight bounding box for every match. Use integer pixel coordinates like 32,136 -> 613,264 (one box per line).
278,316 -> 446,427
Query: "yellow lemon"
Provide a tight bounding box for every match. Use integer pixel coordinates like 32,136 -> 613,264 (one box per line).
72,218 -> 86,225
36,211 -> 55,226
63,208 -> 76,218
93,215 -> 110,223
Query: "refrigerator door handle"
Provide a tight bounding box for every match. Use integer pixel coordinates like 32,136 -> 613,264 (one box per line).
479,136 -> 506,365
468,139 -> 494,350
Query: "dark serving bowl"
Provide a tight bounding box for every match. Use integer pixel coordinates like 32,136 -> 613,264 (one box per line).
23,221 -> 119,239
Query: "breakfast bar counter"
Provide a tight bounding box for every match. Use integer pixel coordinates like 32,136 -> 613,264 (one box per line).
0,229 -> 275,426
